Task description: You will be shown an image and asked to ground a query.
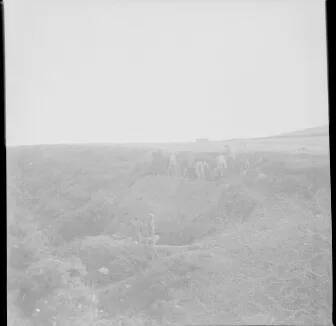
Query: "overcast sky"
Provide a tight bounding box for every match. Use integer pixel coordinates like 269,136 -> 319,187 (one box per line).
5,0 -> 328,145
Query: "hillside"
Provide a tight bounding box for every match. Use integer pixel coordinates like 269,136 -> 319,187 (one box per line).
7,135 -> 332,325
272,125 -> 329,138
87,125 -> 330,154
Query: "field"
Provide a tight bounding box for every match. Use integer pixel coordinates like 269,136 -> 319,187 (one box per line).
7,127 -> 332,326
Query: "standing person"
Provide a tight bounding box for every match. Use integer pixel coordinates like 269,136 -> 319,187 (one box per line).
168,152 -> 178,176
203,161 -> 210,179
195,161 -> 209,180
184,153 -> 196,179
194,161 -> 202,179
179,156 -> 189,178
224,144 -> 236,168
149,213 -> 156,241
147,213 -> 158,259
206,153 -> 217,180
131,217 -> 143,244
216,154 -> 228,178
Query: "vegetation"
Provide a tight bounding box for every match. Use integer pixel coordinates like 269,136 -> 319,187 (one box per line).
7,142 -> 332,325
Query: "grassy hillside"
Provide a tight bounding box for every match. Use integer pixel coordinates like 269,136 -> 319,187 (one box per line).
7,132 -> 332,325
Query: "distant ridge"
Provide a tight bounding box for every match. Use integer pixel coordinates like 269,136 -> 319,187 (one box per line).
7,125 -> 329,148
261,125 -> 329,139
219,125 -> 329,143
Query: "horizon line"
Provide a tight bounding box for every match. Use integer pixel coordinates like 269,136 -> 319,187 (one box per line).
6,123 -> 329,148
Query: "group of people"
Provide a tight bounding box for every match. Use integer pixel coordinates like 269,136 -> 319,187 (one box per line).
148,145 -> 249,180
130,147 -> 269,253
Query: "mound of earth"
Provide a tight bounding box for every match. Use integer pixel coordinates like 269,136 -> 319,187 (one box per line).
98,192 -> 332,325
114,175 -> 261,245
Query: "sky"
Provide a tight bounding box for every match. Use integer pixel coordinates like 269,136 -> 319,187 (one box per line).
5,0 -> 328,145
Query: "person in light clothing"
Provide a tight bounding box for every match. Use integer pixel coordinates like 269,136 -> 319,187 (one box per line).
216,154 -> 228,177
